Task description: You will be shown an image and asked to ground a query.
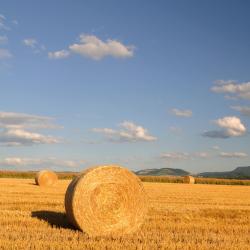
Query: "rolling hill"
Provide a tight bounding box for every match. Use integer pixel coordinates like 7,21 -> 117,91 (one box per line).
199,166 -> 250,179
135,168 -> 190,176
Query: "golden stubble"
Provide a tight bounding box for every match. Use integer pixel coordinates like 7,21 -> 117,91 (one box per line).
0,178 -> 249,250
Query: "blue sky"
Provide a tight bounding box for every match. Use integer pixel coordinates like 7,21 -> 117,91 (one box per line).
0,0 -> 250,173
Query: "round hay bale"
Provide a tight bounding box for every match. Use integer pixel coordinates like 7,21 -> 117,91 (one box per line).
183,175 -> 195,184
65,165 -> 148,236
35,170 -> 58,187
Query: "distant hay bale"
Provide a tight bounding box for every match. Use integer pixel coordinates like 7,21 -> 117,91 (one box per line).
65,165 -> 148,236
183,175 -> 195,184
35,170 -> 58,187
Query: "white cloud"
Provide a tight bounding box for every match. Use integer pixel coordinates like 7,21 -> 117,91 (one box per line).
12,20 -> 18,25
212,145 -> 220,150
0,111 -> 61,146
22,38 -> 45,53
211,80 -> 250,100
194,152 -> 209,158
0,48 -> 12,59
202,116 -> 247,139
170,108 -> 193,118
161,152 -> 190,161
0,128 -> 59,146
23,38 -> 37,48
48,50 -> 70,59
69,34 -> 134,60
231,106 -> 250,117
215,116 -> 246,136
0,35 -> 8,44
161,151 -> 209,161
219,152 -> 248,158
92,121 -> 157,142
0,14 -> 9,30
0,157 -> 85,168
0,111 -> 61,129
169,126 -> 182,134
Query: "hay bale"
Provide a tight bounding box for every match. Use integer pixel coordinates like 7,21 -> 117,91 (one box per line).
183,175 -> 195,184
65,165 -> 148,236
35,170 -> 58,187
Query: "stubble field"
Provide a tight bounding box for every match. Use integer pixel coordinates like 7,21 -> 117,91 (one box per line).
0,178 -> 249,250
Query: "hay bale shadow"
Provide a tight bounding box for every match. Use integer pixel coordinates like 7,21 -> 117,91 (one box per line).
31,210 -> 75,230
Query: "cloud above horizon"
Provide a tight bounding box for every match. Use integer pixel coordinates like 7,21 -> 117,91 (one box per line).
0,157 -> 85,169
0,111 -> 61,146
0,48 -> 12,59
231,106 -> 250,117
92,121 -> 157,142
170,108 -> 193,118
0,14 -> 10,30
0,35 -> 8,45
23,38 -> 37,48
160,151 -> 209,162
202,116 -> 247,139
23,38 -> 46,53
219,152 -> 248,158
48,34 -> 134,60
211,80 -> 250,100
48,49 -> 70,59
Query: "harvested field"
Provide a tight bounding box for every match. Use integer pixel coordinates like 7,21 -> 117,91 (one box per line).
0,178 -> 249,249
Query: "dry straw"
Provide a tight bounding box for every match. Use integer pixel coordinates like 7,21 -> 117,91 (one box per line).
65,165 -> 148,236
183,175 -> 195,184
35,170 -> 58,187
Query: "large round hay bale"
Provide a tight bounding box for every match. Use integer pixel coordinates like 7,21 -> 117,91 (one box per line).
183,175 -> 195,184
65,165 -> 148,236
35,170 -> 58,187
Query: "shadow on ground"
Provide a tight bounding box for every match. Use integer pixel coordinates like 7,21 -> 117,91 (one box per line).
31,210 -> 75,230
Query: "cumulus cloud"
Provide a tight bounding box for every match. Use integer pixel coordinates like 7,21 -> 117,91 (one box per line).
0,111 -> 61,129
23,38 -> 37,48
22,38 -> 46,53
12,20 -> 18,25
170,108 -> 193,118
169,126 -> 183,135
48,34 -> 134,60
0,14 -> 9,30
160,151 -> 209,161
215,116 -> 246,136
48,50 -> 70,59
193,152 -> 209,158
0,48 -> 12,59
0,157 -> 85,168
69,34 -> 134,60
231,106 -> 250,117
0,35 -> 8,45
92,121 -> 157,142
0,111 -> 61,146
212,145 -> 220,150
211,80 -> 250,100
219,152 -> 248,158
0,128 -> 59,146
161,152 -> 190,161
202,116 -> 247,139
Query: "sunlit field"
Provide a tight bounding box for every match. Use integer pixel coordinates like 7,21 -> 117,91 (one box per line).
0,178 -> 249,250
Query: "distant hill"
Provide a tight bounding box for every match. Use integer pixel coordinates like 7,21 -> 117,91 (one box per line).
199,166 -> 250,179
135,168 -> 189,176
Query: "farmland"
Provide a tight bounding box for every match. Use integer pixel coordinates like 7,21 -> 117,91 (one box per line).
1,170 -> 250,185
0,178 -> 250,249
